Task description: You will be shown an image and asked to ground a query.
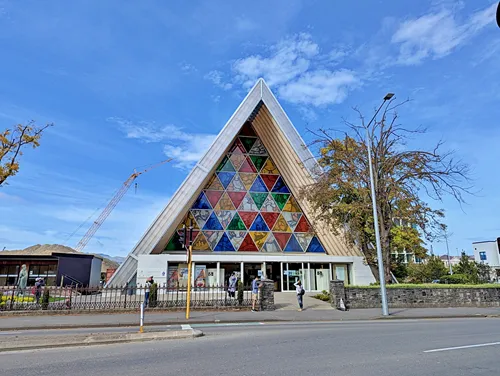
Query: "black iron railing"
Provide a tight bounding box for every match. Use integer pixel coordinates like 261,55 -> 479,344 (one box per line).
0,284 -> 254,312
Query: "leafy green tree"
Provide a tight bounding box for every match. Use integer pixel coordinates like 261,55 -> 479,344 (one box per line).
476,262 -> 491,284
304,101 -> 471,282
0,121 -> 52,186
453,252 -> 478,283
406,255 -> 448,283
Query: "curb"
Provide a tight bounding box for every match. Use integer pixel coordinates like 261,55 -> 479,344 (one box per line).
0,329 -> 203,353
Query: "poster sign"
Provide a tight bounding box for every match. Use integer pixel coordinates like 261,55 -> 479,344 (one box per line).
195,265 -> 207,288
167,266 -> 179,288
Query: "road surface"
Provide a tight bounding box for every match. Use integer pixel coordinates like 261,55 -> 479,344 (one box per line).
2,318 -> 500,375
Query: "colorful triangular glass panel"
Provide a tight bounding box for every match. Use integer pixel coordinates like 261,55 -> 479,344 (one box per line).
239,122 -> 257,137
260,194 -> 280,212
261,158 -> 279,174
226,212 -> 247,231
248,138 -> 267,156
215,210 -> 235,229
227,191 -> 246,208
205,175 -> 224,190
271,176 -> 290,193
250,232 -> 269,250
295,233 -> 314,252
238,193 -> 258,211
282,212 -> 302,231
214,192 -> 236,211
227,231 -> 247,250
239,156 -> 257,173
191,209 -> 212,229
271,193 -> 290,211
273,232 -> 292,251
214,232 -> 235,252
283,196 -> 302,213
239,136 -> 257,152
239,211 -> 258,229
249,175 -> 268,192
203,231 -> 224,250
192,192 -> 212,210
205,190 -> 224,208
165,232 -> 182,251
217,156 -> 235,172
250,155 -> 268,172
238,233 -> 259,252
203,212 -> 223,230
249,214 -> 269,232
261,233 -> 281,253
284,234 -> 303,253
226,173 -> 246,192
240,173 -> 257,190
295,215 -> 312,233
261,174 -> 279,191
192,232 -> 210,251
307,237 -> 326,253
217,172 -> 236,189
261,212 -> 280,229
250,192 -> 268,210
230,138 -> 246,155
272,214 -> 292,232
229,154 -> 246,171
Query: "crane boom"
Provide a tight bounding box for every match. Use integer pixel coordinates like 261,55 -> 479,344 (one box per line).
75,159 -> 172,252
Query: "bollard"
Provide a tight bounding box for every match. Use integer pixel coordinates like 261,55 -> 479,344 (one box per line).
139,302 -> 144,333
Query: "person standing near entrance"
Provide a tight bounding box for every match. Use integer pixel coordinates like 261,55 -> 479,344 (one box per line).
144,276 -> 153,308
294,280 -> 305,311
228,273 -> 237,299
251,276 -> 261,312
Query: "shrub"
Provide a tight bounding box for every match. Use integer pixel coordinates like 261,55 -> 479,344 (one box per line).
41,288 -> 50,310
149,283 -> 158,308
312,290 -> 330,302
237,281 -> 244,306
439,274 -> 472,284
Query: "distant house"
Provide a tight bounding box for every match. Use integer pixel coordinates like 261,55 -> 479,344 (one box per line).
439,254 -> 474,269
473,239 -> 500,278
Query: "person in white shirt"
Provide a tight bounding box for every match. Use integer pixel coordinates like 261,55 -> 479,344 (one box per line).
144,276 -> 153,307
294,280 -> 304,311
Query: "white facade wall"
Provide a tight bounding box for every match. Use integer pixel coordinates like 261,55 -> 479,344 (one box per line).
473,240 -> 500,267
89,257 -> 103,286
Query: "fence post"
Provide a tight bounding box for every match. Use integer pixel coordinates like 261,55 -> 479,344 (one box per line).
123,284 -> 127,309
139,302 -> 144,333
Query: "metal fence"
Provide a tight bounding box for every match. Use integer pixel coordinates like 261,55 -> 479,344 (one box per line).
0,284 -> 254,312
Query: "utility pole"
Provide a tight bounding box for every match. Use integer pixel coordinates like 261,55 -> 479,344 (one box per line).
185,221 -> 194,320
445,230 -> 453,275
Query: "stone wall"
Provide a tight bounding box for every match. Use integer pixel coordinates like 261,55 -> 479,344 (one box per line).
329,280 -> 500,309
260,279 -> 275,311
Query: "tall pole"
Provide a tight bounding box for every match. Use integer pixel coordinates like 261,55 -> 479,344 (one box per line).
365,93 -> 394,317
185,223 -> 194,320
445,230 -> 453,275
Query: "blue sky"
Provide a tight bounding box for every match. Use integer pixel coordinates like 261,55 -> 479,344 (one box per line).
0,0 -> 499,257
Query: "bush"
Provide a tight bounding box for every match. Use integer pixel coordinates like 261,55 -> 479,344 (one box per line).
41,288 -> 50,310
439,274 -> 472,284
237,281 -> 244,306
312,290 -> 330,302
149,283 -> 158,308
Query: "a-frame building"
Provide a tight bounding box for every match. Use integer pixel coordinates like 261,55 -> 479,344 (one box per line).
108,79 -> 374,290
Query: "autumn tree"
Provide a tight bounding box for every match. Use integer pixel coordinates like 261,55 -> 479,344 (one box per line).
304,100 -> 471,283
0,121 -> 52,186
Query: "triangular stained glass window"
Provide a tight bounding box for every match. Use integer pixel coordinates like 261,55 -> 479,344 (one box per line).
261,174 -> 279,191
239,156 -> 257,173
306,236 -> 326,253
214,192 -> 236,211
272,193 -> 290,211
229,154 -> 246,171
239,122 -> 257,137
191,209 -> 212,229
250,232 -> 269,250
295,233 -> 314,252
250,155 -> 268,172
238,193 -> 258,211
205,175 -> 224,190
240,173 -> 257,190
217,156 -> 235,172
192,232 -> 210,251
260,194 -> 280,212
203,231 -> 224,250
261,233 -> 281,253
165,232 -> 183,251
229,138 -> 246,155
261,212 -> 280,229
227,231 -> 247,250
273,214 -> 292,232
271,176 -> 290,193
249,214 -> 269,232
205,190 -> 224,208
284,234 -> 303,253
248,138 -> 267,156
261,158 -> 279,174
203,212 -> 224,230
239,211 -> 258,229
273,232 -> 292,251
294,215 -> 312,233
192,192 -> 212,210
283,196 -> 302,213
227,212 -> 247,231
239,136 -> 257,152
227,173 -> 246,192
239,233 -> 259,252
227,191 -> 246,208
250,192 -> 267,209
214,232 -> 236,252
217,172 -> 236,189
215,210 -> 235,229
249,175 -> 268,192
282,212 -> 302,232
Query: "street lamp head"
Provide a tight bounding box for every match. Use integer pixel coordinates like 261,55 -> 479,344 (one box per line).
384,93 -> 395,101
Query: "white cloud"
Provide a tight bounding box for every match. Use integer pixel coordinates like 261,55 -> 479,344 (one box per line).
235,16 -> 258,32
391,3 -> 497,65
230,33 -> 358,107
109,117 -> 217,170
180,63 -> 197,74
204,70 -> 233,90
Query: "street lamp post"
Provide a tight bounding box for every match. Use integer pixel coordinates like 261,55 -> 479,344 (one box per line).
365,93 -> 394,317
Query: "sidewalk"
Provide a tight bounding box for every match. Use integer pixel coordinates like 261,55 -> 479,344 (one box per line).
1,307 -> 500,331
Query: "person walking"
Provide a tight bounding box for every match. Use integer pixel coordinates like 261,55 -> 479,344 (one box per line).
34,277 -> 44,304
294,279 -> 305,311
251,276 -> 261,312
228,273 -> 237,299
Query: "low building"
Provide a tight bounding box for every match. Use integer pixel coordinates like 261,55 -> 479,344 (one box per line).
0,252 -> 103,287
473,239 -> 500,270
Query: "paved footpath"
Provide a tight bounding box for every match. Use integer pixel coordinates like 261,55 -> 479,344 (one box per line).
1,307 -> 500,330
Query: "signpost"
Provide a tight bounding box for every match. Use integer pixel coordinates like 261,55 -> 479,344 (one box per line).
185,222 -> 193,320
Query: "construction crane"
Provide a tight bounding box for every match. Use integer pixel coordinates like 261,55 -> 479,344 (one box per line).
75,159 -> 172,252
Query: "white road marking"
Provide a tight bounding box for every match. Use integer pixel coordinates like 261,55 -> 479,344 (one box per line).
181,324 -> 192,330
424,341 -> 500,353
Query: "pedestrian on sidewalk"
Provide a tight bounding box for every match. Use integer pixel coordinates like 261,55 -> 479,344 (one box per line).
294,280 -> 305,311
34,277 -> 44,305
144,276 -> 153,308
228,273 -> 237,299
251,276 -> 261,312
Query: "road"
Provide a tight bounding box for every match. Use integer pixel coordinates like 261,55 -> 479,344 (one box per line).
2,318 -> 500,375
